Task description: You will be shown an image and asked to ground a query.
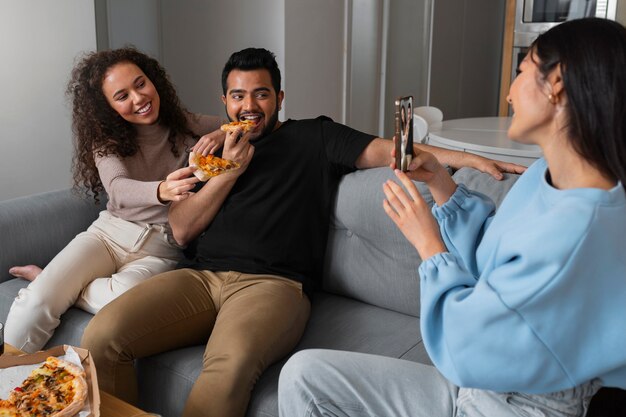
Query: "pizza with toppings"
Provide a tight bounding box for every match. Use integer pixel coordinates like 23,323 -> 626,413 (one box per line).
189,151 -> 240,181
0,356 -> 88,417
220,119 -> 256,134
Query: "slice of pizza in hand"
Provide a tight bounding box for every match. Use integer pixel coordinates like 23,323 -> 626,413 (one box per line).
0,356 -> 88,417
220,119 -> 256,134
189,151 -> 240,181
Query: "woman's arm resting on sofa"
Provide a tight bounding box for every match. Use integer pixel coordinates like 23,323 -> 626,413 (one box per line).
355,138 -> 527,180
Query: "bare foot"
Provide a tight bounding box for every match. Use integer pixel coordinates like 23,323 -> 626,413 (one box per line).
9,265 -> 43,282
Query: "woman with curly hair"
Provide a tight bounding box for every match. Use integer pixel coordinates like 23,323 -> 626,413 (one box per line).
5,47 -> 225,353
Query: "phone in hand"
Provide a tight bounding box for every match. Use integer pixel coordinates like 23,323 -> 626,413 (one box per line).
394,96 -> 414,172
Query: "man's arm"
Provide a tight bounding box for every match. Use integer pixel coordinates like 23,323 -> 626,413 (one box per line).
355,138 -> 527,179
169,174 -> 239,246
169,128 -> 254,246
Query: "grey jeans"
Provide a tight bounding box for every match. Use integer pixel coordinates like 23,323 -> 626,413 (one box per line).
278,349 -> 600,417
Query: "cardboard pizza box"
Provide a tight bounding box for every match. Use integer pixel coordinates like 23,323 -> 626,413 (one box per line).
0,344 -> 101,417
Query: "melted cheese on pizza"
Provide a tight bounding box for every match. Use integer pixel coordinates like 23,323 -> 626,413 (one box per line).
0,357 -> 87,417
220,119 -> 255,133
195,154 -> 240,177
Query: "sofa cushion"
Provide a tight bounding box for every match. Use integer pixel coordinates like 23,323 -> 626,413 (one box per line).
451,167 -> 519,207
323,167 -> 431,317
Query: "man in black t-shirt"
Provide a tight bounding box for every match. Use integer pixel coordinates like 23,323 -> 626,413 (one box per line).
83,48 -> 526,417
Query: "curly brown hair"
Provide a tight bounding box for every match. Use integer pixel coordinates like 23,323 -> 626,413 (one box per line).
67,46 -> 194,202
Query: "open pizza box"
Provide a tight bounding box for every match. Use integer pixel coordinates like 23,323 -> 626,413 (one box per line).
0,344 -> 101,417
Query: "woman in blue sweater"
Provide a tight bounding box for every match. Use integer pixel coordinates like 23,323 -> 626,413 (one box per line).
278,18 -> 626,417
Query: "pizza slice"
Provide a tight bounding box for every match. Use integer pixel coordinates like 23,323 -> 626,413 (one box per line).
189,151 -> 240,181
220,119 -> 256,134
0,400 -> 18,417
0,356 -> 88,417
220,119 -> 256,133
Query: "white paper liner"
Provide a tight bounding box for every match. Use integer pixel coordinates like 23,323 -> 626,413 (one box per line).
0,346 -> 91,416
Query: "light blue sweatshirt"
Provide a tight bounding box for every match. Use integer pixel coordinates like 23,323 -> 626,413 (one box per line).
419,158 -> 626,394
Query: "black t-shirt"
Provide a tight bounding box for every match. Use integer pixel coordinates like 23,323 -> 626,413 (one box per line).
179,116 -> 375,293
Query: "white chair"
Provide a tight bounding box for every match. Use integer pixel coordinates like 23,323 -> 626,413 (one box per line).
413,115 -> 429,144
413,106 -> 443,143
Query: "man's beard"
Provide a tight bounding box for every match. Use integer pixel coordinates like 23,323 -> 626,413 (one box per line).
259,105 -> 279,139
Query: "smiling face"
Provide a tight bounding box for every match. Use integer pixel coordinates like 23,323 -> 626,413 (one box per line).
101,62 -> 161,126
222,69 -> 284,140
506,51 -> 558,145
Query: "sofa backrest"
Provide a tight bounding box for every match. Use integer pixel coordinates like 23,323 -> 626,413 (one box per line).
323,167 -> 519,317
0,189 -> 105,284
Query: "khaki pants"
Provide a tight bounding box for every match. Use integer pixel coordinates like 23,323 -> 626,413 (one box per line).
5,211 -> 182,353
81,269 -> 311,417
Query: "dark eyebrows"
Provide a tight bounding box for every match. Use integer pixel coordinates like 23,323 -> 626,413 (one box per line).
112,75 -> 144,98
228,87 -> 272,95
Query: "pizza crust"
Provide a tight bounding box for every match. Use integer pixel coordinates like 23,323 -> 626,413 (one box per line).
46,357 -> 88,417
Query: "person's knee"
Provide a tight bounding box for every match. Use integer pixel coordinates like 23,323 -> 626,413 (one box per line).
7,289 -> 55,332
280,350 -> 327,392
81,306 -> 129,361
12,287 -> 51,312
201,345 -> 262,395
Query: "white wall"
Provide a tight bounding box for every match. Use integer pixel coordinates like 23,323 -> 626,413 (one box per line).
106,0 -> 162,60
0,1 -> 97,201
159,0 -> 285,117
429,0 -> 506,120
618,0 -> 626,24
283,0 -> 347,122
348,0 -> 385,135
383,0 -> 432,137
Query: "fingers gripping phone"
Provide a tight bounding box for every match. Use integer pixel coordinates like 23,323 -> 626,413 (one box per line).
395,96 -> 414,172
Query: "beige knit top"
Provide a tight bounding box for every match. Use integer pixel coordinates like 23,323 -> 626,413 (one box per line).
95,113 -> 223,225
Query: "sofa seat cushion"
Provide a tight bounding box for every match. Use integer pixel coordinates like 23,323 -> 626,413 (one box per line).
138,291 -> 430,417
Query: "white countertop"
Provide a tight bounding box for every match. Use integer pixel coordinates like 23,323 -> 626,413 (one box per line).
429,117 -> 543,159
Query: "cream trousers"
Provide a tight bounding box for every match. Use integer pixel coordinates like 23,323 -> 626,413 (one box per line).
5,210 -> 182,353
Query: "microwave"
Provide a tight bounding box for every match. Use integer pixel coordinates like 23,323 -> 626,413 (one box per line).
514,0 -> 618,47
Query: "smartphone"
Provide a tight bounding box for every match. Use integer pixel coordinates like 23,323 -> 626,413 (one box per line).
394,96 -> 414,172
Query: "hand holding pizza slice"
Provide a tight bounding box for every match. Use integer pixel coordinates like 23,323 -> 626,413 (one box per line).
189,151 -> 241,182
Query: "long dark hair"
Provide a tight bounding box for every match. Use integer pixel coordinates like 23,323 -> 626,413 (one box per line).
67,46 -> 193,202
531,18 -> 626,190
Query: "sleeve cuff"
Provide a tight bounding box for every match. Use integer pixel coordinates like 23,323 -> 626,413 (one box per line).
432,183 -> 472,220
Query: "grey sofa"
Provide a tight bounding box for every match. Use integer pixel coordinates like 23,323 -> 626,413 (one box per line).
0,167 -> 518,416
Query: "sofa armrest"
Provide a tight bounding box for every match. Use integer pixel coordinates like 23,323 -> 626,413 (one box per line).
0,189 -> 105,284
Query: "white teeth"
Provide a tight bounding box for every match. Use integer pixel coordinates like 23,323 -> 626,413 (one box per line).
136,102 -> 151,114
